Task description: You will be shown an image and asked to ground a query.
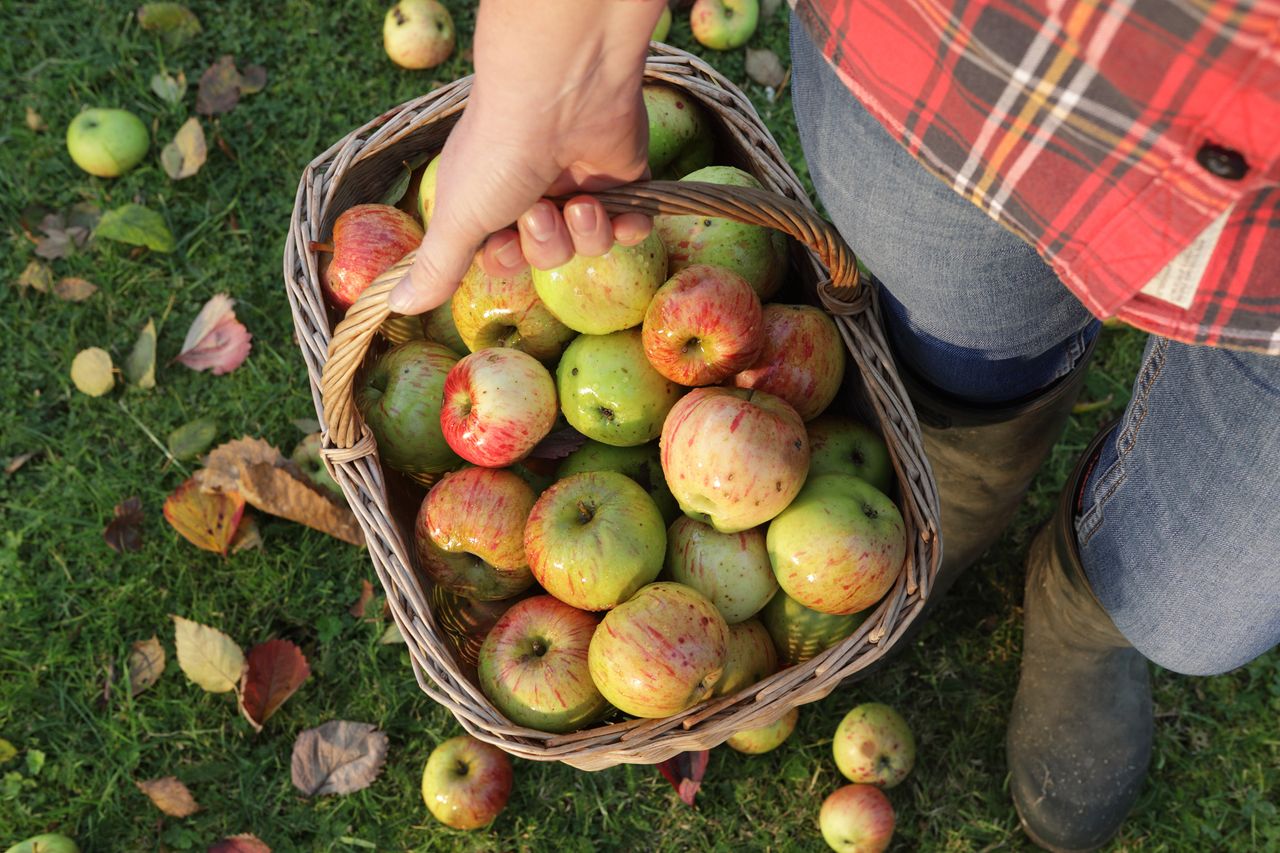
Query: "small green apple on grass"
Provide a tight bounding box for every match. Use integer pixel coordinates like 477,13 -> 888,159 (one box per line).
384,0 -> 455,70
421,735 -> 512,830
726,707 -> 797,754
66,108 -> 148,178
531,231 -> 667,335
557,329 -> 684,447
691,0 -> 760,51
557,440 -> 680,523
666,516 -> 777,623
833,703 -> 916,788
3,835 -> 79,853
712,618 -> 778,696
807,416 -> 893,493
290,434 -> 343,498
819,784 -> 895,853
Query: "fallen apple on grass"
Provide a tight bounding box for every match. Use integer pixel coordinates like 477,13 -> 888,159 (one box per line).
819,784 -> 895,853
421,735 -> 512,830
666,516 -> 777,623
356,340 -> 462,477
478,595 -> 610,732
531,232 -> 667,335
642,264 -> 764,386
833,703 -> 916,788
712,617 -> 778,696
726,707 -> 797,754
733,303 -> 846,421
807,415 -> 893,493
441,347 -> 558,468
690,0 -> 759,50
316,203 -> 423,310
65,108 -> 148,178
384,0 -> 455,70
557,329 -> 684,447
556,440 -> 680,523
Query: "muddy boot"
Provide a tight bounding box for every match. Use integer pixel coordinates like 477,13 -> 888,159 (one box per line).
1007,427 -> 1153,852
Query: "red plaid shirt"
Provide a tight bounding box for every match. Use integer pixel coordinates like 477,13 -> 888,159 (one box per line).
793,1 -> 1280,354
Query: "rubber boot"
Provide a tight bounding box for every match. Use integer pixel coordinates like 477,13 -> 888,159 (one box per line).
1007,427 -> 1153,852
902,333 -> 1097,601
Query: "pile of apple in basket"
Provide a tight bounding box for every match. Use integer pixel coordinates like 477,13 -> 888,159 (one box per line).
319,86 -> 907,734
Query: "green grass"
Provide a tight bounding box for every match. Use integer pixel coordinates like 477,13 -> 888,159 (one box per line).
2,2 -> 1276,851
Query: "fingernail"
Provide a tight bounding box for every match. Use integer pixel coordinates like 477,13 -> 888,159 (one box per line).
387,286 -> 412,313
493,236 -> 523,269
523,203 -> 556,242
568,203 -> 598,235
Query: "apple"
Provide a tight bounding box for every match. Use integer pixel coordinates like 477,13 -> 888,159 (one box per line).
530,231 -> 667,335
691,0 -> 759,50
356,340 -> 462,476
421,735 -> 512,830
807,416 -> 893,494
588,582 -> 728,717
431,585 -> 527,667
655,166 -> 786,299
643,85 -> 714,179
819,784 -> 895,853
290,433 -> 343,498
415,467 -> 536,600
726,707 -> 797,754
833,703 -> 916,789
733,304 -> 846,421
319,203 -> 424,309
3,835 -> 79,853
424,293 -> 468,355
452,261 -> 575,362
660,387 -> 809,533
417,153 -> 440,227
652,4 -> 673,41
384,0 -> 455,70
524,471 -> 665,610
557,440 -> 680,523
665,516 -> 777,623
767,473 -> 906,615
761,589 -> 866,666
557,329 -> 684,447
642,264 -> 764,386
441,348 -> 558,467
712,618 -> 778,696
65,108 -> 148,178
478,595 -> 611,732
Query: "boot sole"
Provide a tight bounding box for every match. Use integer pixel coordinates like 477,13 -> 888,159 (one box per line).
1016,803 -> 1109,853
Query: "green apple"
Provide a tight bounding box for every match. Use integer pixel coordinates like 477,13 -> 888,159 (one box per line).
761,589 -> 865,667
531,231 -> 667,334
655,166 -> 787,299
384,0 -> 455,70
712,618 -> 778,696
524,471 -> 666,610
557,440 -> 679,523
290,433 -> 343,497
421,735 -> 512,830
665,516 -> 777,623
767,473 -> 906,615
588,582 -> 728,717
3,836 -> 79,853
807,416 -> 893,493
557,329 -> 684,447
423,293 -> 467,355
691,0 -> 759,50
65,108 -> 149,178
417,153 -> 440,228
726,707 -> 797,754
643,85 -> 714,179
356,340 -> 462,476
820,784 -> 896,853
833,702 -> 916,789
652,4 -> 673,41
451,261 -> 575,362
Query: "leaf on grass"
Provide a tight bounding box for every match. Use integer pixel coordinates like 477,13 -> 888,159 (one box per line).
71,347 -> 115,397
137,3 -> 201,43
161,117 -> 207,180
655,749 -> 710,807
5,451 -> 39,475
745,48 -> 787,89
0,740 -> 15,764
209,834 -> 271,853
349,579 -> 373,619
168,417 -> 219,461
238,640 -> 310,731
136,776 -> 200,817
230,513 -> 263,553
239,65 -> 267,95
290,721 -> 388,797
173,615 -> 244,693
104,496 -> 144,553
35,212 -> 92,260
197,55 -> 242,115
124,319 -> 157,389
163,477 -> 245,555
129,636 -> 166,696
97,204 -> 175,253
151,70 -> 188,104
175,294 -> 252,374
527,426 -> 587,460
16,261 -> 52,293
53,277 -> 98,302
26,749 -> 45,775
25,107 -> 46,132
378,622 -> 404,645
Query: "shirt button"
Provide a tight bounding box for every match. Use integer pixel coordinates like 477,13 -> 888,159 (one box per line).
1196,143 -> 1248,180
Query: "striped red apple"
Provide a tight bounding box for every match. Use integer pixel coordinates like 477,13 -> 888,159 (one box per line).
642,264 -> 764,386
441,348 -> 557,468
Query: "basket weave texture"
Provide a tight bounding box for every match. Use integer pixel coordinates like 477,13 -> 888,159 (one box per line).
283,44 -> 940,771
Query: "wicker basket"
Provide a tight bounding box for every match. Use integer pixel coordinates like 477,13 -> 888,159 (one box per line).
283,44 -> 940,771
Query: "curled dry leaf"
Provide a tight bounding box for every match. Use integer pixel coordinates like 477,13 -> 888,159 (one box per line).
71,347 -> 115,397
175,294 -> 252,375
25,106 -> 46,132
97,204 -> 175,253
349,579 -> 374,619
172,615 -> 244,693
36,211 -> 92,260
161,117 -> 207,180
230,513 -> 263,553
528,426 -> 588,460
163,476 -> 245,555
129,635 -> 166,696
104,496 -> 145,553
136,776 -> 200,817
656,749 -> 711,807
124,319 -> 157,389
238,639 -> 310,731
290,720 -> 389,797
5,451 -> 40,475
208,834 -> 271,853
744,48 -> 787,89
151,70 -> 187,104
17,261 -> 52,293
53,277 -> 98,302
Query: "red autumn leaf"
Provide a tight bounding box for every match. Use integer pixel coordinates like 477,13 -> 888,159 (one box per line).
237,639 -> 310,731
208,834 -> 270,853
175,293 -> 252,375
104,496 -> 145,553
163,477 -> 245,555
349,579 -> 373,619
656,750 -> 710,807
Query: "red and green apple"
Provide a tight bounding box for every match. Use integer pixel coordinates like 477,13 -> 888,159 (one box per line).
642,264 -> 764,386
733,303 -> 846,421
441,347 -> 558,468
421,735 -> 512,830
665,516 -> 777,623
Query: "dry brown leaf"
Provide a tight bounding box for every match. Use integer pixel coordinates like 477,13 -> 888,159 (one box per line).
349,579 -> 373,619
136,776 -> 200,817
290,720 -> 388,797
5,451 -> 40,475
197,55 -> 241,115
16,261 -> 52,293
129,636 -> 166,696
198,437 -> 284,491
237,640 -> 310,731
230,513 -> 263,552
175,293 -> 251,374
25,106 -> 47,132
163,477 -> 244,555
104,496 -> 144,553
53,277 -> 98,302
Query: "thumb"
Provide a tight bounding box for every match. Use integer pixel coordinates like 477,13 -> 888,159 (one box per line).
386,213 -> 479,315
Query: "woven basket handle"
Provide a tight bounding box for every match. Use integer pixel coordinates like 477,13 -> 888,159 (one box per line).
321,179 -> 859,450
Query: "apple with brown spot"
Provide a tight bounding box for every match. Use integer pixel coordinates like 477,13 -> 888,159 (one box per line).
384,0 -> 455,70
441,348 -> 558,468
733,303 -> 846,421
642,264 -> 764,386
587,582 -> 728,718
833,702 -> 916,788
421,735 -> 512,830
807,415 -> 893,493
318,204 -> 423,309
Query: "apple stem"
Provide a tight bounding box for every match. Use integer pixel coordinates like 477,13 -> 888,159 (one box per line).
308,241 -> 335,254
576,500 -> 595,524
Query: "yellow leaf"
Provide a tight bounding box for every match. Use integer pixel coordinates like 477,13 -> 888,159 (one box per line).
17,260 -> 52,292
172,615 -> 244,692
161,117 -> 207,180
136,776 -> 200,817
71,347 -> 115,397
163,477 -> 245,555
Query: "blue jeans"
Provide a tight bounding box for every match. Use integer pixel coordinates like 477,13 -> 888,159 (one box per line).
791,22 -> 1280,676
